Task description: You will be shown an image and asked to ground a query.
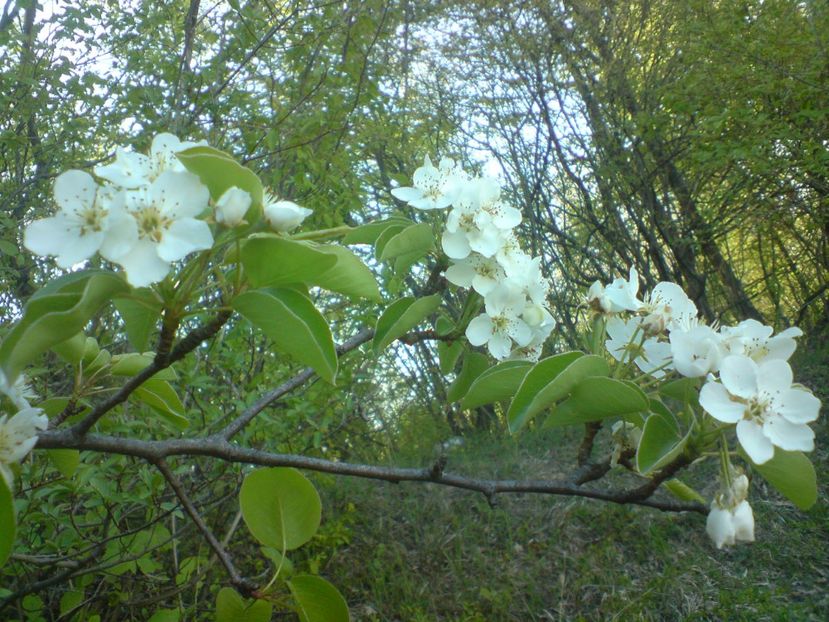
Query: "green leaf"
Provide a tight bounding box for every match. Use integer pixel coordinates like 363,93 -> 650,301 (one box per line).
0,271 -> 128,380
447,352 -> 490,403
507,352 -> 602,433
747,448 -> 817,511
241,237 -> 338,289
233,289 -> 338,384
373,223 -> 410,259
133,379 -> 189,430
215,587 -> 273,622
659,377 -> 701,404
311,245 -> 381,301
663,479 -> 705,504
47,449 -> 80,478
148,609 -> 179,622
378,223 -> 434,262
51,333 -> 86,365
372,295 -> 441,354
110,353 -> 176,381
0,476 -> 14,568
177,145 -> 264,209
438,340 -> 463,375
113,292 -> 161,352
636,412 -> 691,475
461,360 -> 533,409
568,377 -> 650,420
342,217 -> 412,245
288,575 -> 350,622
59,589 -> 84,617
240,468 -> 321,550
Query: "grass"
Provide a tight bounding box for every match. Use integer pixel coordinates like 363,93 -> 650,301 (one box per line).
311,347 -> 829,621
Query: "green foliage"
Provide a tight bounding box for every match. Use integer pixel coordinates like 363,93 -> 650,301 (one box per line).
288,574 -> 351,622
233,288 -> 338,383
507,352 -> 599,432
460,360 -> 532,409
0,476 -> 14,568
0,271 -> 127,379
446,351 -> 490,403
372,295 -> 441,354
240,467 -> 322,551
215,588 -> 272,622
241,237 -> 338,289
177,145 -> 264,210
747,448 -> 818,511
133,379 -> 189,430
636,411 -> 691,475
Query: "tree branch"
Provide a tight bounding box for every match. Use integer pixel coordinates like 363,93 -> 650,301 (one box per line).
36,430 -> 706,515
155,459 -> 256,595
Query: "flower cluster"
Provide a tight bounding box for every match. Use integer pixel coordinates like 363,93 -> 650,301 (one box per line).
394,156 -> 555,360
23,133 -> 313,288
588,268 -> 821,466
706,473 -> 755,549
0,370 -> 47,488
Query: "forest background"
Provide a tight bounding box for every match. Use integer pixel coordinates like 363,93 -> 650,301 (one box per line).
1,0 -> 827,620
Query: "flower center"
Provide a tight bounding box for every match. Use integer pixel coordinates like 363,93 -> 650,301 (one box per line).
136,206 -> 171,243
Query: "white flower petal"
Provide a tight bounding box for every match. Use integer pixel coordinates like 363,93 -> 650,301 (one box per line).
94,149 -> 151,187
441,230 -> 471,259
466,315 -> 493,346
763,416 -> 814,452
732,501 -> 755,543
488,333 -> 513,360
114,239 -> 171,287
756,359 -> 793,397
720,355 -> 758,400
390,186 -> 422,203
54,170 -> 97,215
736,419 -> 774,465
777,388 -> 821,424
444,261 -> 475,288
153,171 -> 210,219
706,507 -> 735,549
699,381 -> 745,423
99,209 -> 139,261
157,218 -> 213,262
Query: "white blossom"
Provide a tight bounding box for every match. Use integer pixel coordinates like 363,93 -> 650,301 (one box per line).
719,319 -> 802,363
699,356 -> 821,464
94,133 -> 206,188
215,186 -> 252,227
444,255 -> 505,296
391,156 -> 460,210
706,474 -> 755,549
642,281 -> 697,333
669,323 -> 723,378
0,407 -> 48,487
587,267 -> 642,314
24,171 -> 135,269
605,317 -> 672,378
107,170 -> 212,287
263,194 -> 313,232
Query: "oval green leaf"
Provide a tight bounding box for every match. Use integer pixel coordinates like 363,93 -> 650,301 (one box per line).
460,360 -> 533,409
746,448 -> 817,511
446,351 -> 490,403
507,352 -> 600,433
372,295 -> 441,354
241,237 -> 338,289
233,288 -> 338,383
0,271 -> 128,380
568,377 -> 650,419
311,245 -> 381,301
378,223 -> 434,261
342,217 -> 412,245
240,468 -> 321,551
288,575 -> 350,622
636,411 -> 691,475
177,145 -> 264,209
133,379 -> 189,430
215,587 -> 273,622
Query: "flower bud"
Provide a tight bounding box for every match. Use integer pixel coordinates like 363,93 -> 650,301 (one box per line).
263,197 -> 313,232
215,187 -> 251,227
